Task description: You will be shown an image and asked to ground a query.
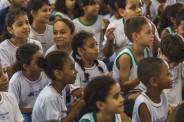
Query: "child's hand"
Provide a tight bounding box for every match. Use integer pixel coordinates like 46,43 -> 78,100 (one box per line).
158,3 -> 165,15
102,19 -> 110,30
105,27 -> 115,42
144,0 -> 152,8
104,71 -> 113,77
166,104 -> 181,122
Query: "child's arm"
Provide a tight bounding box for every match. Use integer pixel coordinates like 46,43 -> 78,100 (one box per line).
61,97 -> 85,122
121,112 -> 131,122
139,103 -> 152,122
103,27 -> 115,57
71,88 -> 84,98
118,54 -> 140,91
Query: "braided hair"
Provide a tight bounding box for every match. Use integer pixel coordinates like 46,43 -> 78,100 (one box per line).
71,31 -> 104,82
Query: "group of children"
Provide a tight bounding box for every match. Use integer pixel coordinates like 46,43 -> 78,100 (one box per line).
0,0 -> 184,122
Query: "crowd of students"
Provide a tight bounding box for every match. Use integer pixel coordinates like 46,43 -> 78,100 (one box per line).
0,0 -> 184,122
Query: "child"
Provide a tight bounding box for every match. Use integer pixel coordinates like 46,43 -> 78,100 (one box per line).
132,57 -> 174,122
103,0 -> 160,58
176,7 -> 184,38
50,0 -> 78,21
70,31 -> 109,98
0,8 -> 42,77
158,34 -> 184,108
0,62 -> 24,122
175,102 -> 184,122
27,0 -> 54,53
113,16 -> 154,117
159,3 -> 184,38
72,0 -> 108,60
32,51 -> 84,122
8,43 -> 51,122
108,0 -> 122,22
79,76 -> 130,122
45,18 -> 75,56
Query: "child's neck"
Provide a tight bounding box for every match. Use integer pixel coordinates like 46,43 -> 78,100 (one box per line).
22,70 -> 41,82
145,88 -> 162,103
10,37 -> 27,47
81,58 -> 94,68
31,20 -> 46,34
50,81 -> 65,95
80,14 -> 97,25
67,9 -> 74,19
57,44 -> 72,53
96,111 -> 114,122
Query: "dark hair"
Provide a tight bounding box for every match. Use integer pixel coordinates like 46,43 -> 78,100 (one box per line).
13,43 -> 40,73
117,0 -> 127,9
175,103 -> 184,122
124,16 -> 149,42
160,34 -> 184,63
158,3 -> 184,34
71,31 -> 104,82
138,57 -> 164,86
26,0 -> 50,24
78,76 -> 116,120
109,0 -> 118,11
2,8 -> 27,40
40,51 -> 69,81
176,7 -> 184,26
53,18 -> 75,33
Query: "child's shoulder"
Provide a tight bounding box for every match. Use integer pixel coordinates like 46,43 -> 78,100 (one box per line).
0,92 -> 16,102
79,112 -> 95,122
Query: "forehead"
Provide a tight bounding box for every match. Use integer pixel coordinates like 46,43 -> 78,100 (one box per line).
14,14 -> 28,22
108,84 -> 120,95
126,0 -> 142,6
83,36 -> 96,44
140,22 -> 152,31
54,21 -> 69,30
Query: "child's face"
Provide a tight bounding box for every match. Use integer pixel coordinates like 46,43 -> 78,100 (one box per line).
25,51 -> 43,74
65,0 -> 76,11
103,84 -> 124,114
136,23 -> 154,47
53,21 -> 73,47
120,0 -> 143,20
61,57 -> 77,84
79,36 -> 99,61
177,20 -> 184,38
83,0 -> 100,16
157,61 -> 173,89
8,14 -> 30,39
0,65 -> 8,91
12,0 -> 27,8
33,4 -> 51,24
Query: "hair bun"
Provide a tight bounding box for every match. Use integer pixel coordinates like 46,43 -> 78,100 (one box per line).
37,56 -> 46,69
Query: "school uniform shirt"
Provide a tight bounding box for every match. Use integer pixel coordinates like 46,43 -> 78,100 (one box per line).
29,24 -> 55,53
32,85 -> 67,122
0,0 -> 10,35
8,71 -> 51,109
132,91 -> 168,122
0,39 -> 43,67
45,44 -> 73,57
80,112 -> 122,122
72,15 -> 104,60
0,92 -> 24,122
70,60 -> 109,92
50,11 -> 72,21
103,18 -> 160,58
147,0 -> 176,21
166,62 -> 184,108
113,47 -> 151,92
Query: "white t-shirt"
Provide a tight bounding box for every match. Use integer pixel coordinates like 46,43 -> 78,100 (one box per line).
148,0 -> 176,20
80,112 -> 122,122
8,71 -> 51,108
0,92 -> 24,122
132,91 -> 168,122
166,62 -> 184,108
32,85 -> 67,122
29,24 -> 55,53
70,60 -> 109,92
0,39 -> 43,67
45,44 -> 73,57
113,47 -> 150,91
72,15 -> 104,60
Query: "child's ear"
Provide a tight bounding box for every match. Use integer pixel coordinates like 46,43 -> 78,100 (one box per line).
30,10 -> 36,17
23,64 -> 29,70
77,47 -> 84,56
118,8 -> 125,17
150,77 -> 159,87
170,17 -> 176,25
96,101 -> 105,110
7,27 -> 13,35
157,48 -> 162,57
132,32 -> 139,43
53,70 -> 63,79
